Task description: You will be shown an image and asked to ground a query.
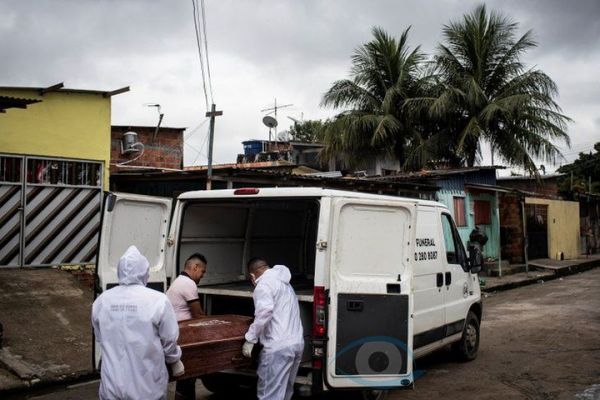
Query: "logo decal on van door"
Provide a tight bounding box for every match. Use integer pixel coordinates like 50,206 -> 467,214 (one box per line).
334,336 -> 425,386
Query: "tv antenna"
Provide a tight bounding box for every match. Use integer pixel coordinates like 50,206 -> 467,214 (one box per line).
261,98 -> 292,140
145,103 -> 164,142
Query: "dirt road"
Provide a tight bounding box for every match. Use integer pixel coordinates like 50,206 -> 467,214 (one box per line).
394,268 -> 600,400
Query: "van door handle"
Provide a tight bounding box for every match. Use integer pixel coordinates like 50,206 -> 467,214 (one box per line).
445,272 -> 452,286
346,300 -> 363,312
436,273 -> 444,288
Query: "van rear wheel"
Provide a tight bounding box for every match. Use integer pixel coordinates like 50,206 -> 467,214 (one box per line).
454,310 -> 480,361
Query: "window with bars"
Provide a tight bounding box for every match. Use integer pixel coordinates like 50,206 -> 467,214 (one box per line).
0,156 -> 22,183
453,196 -> 467,226
26,158 -> 102,187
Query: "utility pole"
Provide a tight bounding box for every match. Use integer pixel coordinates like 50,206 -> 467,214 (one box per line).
206,103 -> 223,190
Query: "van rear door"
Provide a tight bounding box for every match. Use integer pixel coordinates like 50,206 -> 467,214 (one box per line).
96,192 -> 172,294
326,198 -> 415,389
94,192 -> 172,369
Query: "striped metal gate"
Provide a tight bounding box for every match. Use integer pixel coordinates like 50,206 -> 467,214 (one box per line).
0,154 -> 103,267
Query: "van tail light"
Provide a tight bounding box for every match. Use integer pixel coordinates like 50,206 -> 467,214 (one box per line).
233,188 -> 259,195
312,286 -> 326,338
312,286 -> 326,371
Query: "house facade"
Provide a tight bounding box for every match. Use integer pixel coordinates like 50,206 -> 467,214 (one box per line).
0,84 -> 126,267
498,175 -> 582,261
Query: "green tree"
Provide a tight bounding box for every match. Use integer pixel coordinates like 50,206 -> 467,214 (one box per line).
412,5 -> 571,173
320,27 -> 430,168
288,119 -> 325,143
557,143 -> 600,194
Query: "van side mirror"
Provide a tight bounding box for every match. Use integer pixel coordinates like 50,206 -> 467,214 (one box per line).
467,244 -> 483,274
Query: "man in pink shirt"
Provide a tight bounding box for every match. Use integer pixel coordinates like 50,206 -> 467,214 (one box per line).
167,253 -> 207,400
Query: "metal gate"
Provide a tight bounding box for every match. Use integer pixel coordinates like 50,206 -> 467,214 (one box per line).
0,154 -> 103,267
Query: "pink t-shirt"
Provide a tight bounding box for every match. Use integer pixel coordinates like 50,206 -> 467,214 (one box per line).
166,274 -> 199,321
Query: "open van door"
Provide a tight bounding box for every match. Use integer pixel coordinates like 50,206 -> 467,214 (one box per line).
96,192 -> 172,294
94,192 -> 172,369
326,199 -> 416,389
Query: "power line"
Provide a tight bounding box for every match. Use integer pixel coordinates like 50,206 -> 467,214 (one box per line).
191,0 -> 209,110
184,117 -> 210,140
187,125 -> 211,166
200,0 -> 214,103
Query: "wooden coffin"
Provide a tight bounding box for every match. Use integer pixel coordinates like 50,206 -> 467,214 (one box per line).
172,315 -> 253,380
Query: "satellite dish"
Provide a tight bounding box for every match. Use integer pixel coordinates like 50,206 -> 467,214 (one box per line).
262,115 -> 278,128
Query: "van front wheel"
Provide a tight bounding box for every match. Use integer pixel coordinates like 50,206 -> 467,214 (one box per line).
454,311 -> 480,361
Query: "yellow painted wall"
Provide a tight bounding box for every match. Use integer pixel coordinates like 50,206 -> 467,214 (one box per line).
0,88 -> 111,189
525,197 -> 580,260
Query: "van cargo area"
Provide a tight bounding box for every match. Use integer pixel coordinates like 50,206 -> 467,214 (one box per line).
176,197 -> 320,364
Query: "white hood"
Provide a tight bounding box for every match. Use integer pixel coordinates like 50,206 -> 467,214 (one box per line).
261,264 -> 292,283
117,245 -> 150,286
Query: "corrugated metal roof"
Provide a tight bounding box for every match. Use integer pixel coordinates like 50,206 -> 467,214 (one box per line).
497,174 -> 565,181
0,85 -> 128,97
370,166 -> 504,182
0,95 -> 41,112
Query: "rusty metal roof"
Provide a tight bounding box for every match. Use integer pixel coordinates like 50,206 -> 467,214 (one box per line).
369,166 -> 505,181
0,95 -> 41,112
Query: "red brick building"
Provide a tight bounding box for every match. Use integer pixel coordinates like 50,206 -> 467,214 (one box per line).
497,174 -> 563,197
110,125 -> 184,173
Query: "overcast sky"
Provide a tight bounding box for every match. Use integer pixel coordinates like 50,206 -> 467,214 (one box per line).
1,0 -> 599,173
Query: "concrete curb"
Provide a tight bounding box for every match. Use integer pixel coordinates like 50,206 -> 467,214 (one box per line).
0,370 -> 98,398
0,348 -> 37,381
482,258 -> 600,293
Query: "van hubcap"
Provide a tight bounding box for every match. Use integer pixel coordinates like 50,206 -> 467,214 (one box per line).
466,324 -> 477,348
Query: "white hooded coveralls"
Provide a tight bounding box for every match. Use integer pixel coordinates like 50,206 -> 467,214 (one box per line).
245,265 -> 304,400
92,246 -> 182,400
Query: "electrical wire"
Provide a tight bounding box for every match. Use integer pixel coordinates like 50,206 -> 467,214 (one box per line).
191,127 -> 211,165
184,117 -> 210,140
200,0 -> 214,103
191,0 -> 209,110
185,126 -> 211,166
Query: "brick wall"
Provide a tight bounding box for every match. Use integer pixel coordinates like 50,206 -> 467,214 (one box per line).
498,177 -> 560,197
110,126 -> 184,173
499,193 -> 525,263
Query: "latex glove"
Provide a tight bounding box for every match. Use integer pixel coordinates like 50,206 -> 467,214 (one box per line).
171,360 -> 185,377
242,341 -> 254,358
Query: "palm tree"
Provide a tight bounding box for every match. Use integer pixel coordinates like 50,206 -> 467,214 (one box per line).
415,5 -> 570,173
320,27 -> 429,169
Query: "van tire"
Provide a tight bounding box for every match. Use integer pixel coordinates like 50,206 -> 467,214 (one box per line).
454,311 -> 480,361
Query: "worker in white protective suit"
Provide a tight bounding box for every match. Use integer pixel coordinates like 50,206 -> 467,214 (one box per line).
92,245 -> 185,400
242,258 -> 304,400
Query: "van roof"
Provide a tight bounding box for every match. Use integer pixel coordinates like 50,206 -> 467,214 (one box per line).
178,187 -> 444,208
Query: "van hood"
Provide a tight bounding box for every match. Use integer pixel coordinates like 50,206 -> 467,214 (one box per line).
117,245 -> 150,286
261,264 -> 291,283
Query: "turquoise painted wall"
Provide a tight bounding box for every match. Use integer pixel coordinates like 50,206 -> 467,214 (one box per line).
437,190 -> 500,260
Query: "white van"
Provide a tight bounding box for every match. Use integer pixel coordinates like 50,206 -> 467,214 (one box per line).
96,187 -> 482,398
